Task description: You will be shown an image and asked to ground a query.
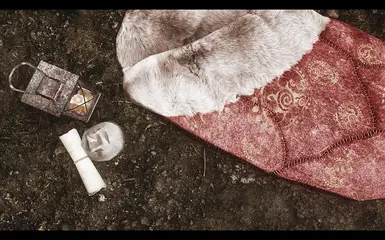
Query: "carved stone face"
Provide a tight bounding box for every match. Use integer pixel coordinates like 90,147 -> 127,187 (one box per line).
81,122 -> 125,162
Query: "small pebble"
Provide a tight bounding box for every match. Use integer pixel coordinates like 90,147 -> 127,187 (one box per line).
54,145 -> 66,156
327,10 -> 340,19
140,217 -> 149,226
63,20 -> 69,28
30,31 -> 36,40
98,194 -> 106,202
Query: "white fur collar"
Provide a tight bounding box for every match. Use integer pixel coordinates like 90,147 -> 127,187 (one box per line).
116,10 -> 330,117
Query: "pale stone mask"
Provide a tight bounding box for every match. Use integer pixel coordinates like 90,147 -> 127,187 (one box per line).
81,122 -> 124,162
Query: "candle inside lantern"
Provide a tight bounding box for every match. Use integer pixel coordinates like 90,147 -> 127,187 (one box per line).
62,79 -> 101,122
68,88 -> 94,116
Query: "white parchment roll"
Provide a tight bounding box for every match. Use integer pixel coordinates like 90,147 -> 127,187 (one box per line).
59,128 -> 107,196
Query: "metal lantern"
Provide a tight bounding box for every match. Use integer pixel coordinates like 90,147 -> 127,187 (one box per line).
9,61 -> 101,122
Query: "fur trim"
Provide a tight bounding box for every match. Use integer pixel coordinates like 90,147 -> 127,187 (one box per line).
117,10 -> 330,117
116,10 -> 251,68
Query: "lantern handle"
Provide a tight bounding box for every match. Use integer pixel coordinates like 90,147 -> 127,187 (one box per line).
9,62 -> 48,93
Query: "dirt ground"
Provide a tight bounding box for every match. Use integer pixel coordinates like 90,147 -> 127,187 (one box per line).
1,10 -> 385,231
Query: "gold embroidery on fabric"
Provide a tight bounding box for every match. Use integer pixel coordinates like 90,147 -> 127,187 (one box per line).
307,60 -> 339,86
357,44 -> 382,65
335,102 -> 363,130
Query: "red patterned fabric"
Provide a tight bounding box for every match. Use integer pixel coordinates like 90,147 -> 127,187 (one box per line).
168,19 -> 385,201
